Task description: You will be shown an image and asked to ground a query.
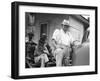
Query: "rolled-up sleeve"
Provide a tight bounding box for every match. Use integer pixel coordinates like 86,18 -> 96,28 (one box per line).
70,33 -> 80,45
52,29 -> 60,41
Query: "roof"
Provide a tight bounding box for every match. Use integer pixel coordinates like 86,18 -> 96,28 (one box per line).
71,15 -> 89,30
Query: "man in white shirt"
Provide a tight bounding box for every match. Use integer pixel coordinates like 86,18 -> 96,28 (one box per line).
52,19 -> 75,66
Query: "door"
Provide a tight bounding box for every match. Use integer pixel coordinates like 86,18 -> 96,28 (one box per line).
40,23 -> 48,37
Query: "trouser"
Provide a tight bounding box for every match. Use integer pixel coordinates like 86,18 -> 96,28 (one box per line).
53,47 -> 71,66
34,54 -> 49,67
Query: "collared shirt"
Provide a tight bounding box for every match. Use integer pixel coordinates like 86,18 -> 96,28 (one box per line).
52,29 -> 74,47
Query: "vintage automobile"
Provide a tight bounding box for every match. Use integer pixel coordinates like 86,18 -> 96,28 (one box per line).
72,28 -> 90,66
72,42 -> 89,66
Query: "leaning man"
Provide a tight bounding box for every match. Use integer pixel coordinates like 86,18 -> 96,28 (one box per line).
52,19 -> 76,66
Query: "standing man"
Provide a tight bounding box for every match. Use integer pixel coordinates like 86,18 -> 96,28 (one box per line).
52,19 -> 76,66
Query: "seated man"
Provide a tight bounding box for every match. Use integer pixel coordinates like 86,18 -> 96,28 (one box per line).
34,34 -> 50,67
51,19 -> 76,66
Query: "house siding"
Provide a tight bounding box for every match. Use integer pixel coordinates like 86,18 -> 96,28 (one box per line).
69,16 -> 84,44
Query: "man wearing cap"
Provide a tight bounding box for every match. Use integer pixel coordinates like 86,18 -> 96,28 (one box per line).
52,19 -> 75,66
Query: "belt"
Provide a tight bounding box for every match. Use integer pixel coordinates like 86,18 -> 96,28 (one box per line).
60,45 -> 71,49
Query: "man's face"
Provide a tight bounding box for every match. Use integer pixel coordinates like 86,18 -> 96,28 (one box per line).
63,25 -> 69,32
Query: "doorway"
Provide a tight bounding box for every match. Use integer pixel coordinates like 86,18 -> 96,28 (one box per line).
40,23 -> 48,37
